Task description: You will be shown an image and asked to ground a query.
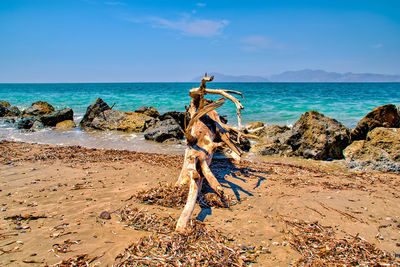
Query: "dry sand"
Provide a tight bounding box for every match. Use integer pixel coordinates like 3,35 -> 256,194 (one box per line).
0,140 -> 399,266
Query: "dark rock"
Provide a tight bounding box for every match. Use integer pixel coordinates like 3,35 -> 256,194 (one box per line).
38,108 -> 73,127
90,110 -> 125,130
344,127 -> 400,173
135,106 -> 160,118
159,111 -> 188,129
99,211 -> 111,220
7,106 -> 21,117
0,101 -> 11,108
250,111 -> 350,160
91,110 -> 155,132
351,104 -> 400,141
144,118 -> 184,142
1,105 -> 21,117
17,117 -> 35,129
0,104 -> 6,117
238,137 -> 251,151
23,101 -> 55,117
285,111 -> 350,159
80,98 -> 110,128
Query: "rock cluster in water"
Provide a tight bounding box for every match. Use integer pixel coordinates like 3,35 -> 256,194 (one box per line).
79,98 -> 187,143
0,101 -> 75,130
248,104 -> 400,173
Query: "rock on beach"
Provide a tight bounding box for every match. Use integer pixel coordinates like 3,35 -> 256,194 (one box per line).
22,101 -> 55,117
16,117 -> 36,130
80,98 -> 111,128
91,110 -> 156,132
2,100 -> 75,131
159,111 -> 188,130
0,101 -> 11,107
135,106 -> 160,118
55,120 -> 76,129
350,104 -> 400,141
0,104 -> 6,117
251,111 -> 350,160
287,111 -> 350,159
80,98 -> 157,132
142,110 -> 190,143
0,102 -> 21,117
78,104 -> 190,143
144,118 -> 184,142
38,108 -> 74,127
344,127 -> 400,173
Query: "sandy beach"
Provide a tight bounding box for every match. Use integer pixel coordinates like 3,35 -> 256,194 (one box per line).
1,140 -> 399,265
2,0 -> 400,265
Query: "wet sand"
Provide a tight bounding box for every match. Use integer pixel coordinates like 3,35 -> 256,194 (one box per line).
0,140 -> 399,265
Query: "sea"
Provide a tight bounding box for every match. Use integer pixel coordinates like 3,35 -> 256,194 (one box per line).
1,82 -> 399,154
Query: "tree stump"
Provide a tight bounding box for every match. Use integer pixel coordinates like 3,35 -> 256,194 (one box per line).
175,74 -> 246,233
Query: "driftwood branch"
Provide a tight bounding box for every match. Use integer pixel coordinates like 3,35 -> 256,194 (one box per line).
175,74 -> 246,233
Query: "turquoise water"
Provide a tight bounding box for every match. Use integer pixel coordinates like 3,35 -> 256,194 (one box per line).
1,82 -> 399,153
1,82 -> 399,127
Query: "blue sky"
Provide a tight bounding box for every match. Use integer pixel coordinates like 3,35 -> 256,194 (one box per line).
0,0 -> 399,82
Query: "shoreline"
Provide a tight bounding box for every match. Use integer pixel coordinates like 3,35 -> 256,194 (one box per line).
0,127 -> 187,156
1,141 -> 399,265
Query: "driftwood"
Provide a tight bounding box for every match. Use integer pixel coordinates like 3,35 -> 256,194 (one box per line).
175,74 -> 246,233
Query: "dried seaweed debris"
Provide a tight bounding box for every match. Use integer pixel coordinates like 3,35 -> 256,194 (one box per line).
284,219 -> 398,266
117,206 -> 175,234
135,183 -> 189,208
115,206 -> 266,266
135,182 -> 236,209
115,219 -> 263,266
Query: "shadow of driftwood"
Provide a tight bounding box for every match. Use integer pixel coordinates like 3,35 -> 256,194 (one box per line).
196,207 -> 212,221
195,157 -> 270,222
211,158 -> 269,200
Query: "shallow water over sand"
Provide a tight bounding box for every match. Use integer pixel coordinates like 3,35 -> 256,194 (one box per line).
0,124 -> 186,155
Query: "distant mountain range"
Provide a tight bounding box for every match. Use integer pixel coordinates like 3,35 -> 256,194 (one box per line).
191,70 -> 400,82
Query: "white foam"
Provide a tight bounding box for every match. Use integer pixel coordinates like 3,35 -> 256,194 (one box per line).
1,127 -> 185,155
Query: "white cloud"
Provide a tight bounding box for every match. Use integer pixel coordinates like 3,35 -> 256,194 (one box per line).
372,43 -> 383,49
147,16 -> 229,37
241,35 -> 272,51
196,3 -> 207,7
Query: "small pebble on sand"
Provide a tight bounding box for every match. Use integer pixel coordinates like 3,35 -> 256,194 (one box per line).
100,211 -> 111,220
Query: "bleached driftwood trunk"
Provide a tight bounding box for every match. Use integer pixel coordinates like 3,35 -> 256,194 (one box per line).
175,75 -> 246,233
